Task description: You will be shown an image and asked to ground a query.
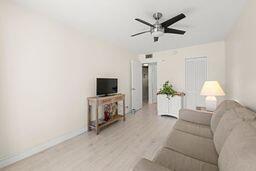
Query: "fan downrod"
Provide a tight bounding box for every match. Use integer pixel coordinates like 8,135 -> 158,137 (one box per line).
153,12 -> 163,20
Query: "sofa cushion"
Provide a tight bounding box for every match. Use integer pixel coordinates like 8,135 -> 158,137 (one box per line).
179,109 -> 213,126
214,107 -> 256,154
164,129 -> 218,165
133,158 -> 172,171
211,100 -> 242,133
174,119 -> 213,139
154,148 -> 218,171
218,122 -> 256,171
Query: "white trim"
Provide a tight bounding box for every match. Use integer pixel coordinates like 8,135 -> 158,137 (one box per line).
0,128 -> 87,168
185,56 -> 207,60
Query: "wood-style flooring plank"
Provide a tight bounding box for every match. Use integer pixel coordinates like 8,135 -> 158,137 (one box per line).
3,104 -> 176,171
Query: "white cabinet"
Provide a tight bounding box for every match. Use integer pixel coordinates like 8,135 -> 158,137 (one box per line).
157,95 -> 183,118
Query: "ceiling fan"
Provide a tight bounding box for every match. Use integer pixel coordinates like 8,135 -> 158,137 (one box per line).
131,12 -> 186,42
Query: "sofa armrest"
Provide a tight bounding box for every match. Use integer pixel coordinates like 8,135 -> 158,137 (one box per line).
179,109 -> 212,126
133,158 -> 172,171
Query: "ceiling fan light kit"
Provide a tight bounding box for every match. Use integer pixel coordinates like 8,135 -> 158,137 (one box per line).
150,24 -> 164,37
131,12 -> 186,42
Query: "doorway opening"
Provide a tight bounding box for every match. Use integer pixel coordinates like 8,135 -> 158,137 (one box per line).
131,60 -> 157,112
142,64 -> 149,105
142,63 -> 157,106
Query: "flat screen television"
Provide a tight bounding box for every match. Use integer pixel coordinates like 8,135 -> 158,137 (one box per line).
96,78 -> 118,96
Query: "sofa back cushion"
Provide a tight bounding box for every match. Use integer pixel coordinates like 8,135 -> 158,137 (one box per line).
214,107 -> 256,154
218,121 -> 256,171
211,100 -> 242,133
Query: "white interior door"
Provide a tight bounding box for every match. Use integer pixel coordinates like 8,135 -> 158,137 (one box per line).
185,57 -> 207,110
131,60 -> 142,111
148,63 -> 157,104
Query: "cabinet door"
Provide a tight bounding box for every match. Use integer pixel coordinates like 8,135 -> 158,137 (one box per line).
157,95 -> 169,115
168,98 -> 173,115
170,96 -> 181,118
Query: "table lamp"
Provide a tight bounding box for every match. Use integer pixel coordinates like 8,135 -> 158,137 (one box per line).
200,81 -> 225,111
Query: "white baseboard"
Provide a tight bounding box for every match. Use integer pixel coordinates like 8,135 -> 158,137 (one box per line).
0,128 -> 86,168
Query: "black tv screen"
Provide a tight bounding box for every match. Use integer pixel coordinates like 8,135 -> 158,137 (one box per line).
97,78 -> 118,96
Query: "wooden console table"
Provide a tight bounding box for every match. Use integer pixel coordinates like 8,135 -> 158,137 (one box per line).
87,94 -> 125,134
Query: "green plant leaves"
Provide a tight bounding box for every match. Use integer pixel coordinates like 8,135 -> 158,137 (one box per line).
158,81 -> 177,99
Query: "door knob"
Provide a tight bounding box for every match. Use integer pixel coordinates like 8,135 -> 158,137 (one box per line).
132,88 -> 136,90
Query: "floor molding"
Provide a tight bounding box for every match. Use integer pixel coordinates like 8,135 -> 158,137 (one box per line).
0,128 -> 86,168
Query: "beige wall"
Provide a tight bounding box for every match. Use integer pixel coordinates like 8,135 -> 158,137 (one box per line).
226,0 -> 256,111
139,41 -> 226,95
0,2 -> 134,160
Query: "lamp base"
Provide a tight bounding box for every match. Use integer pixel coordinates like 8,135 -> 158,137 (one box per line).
205,96 -> 217,111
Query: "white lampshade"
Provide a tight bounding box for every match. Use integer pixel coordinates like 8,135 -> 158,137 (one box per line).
200,81 -> 225,96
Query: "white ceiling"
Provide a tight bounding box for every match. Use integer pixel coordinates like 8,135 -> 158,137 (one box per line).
11,0 -> 248,54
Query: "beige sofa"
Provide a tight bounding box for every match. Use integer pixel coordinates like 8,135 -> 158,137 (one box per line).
133,100 -> 256,171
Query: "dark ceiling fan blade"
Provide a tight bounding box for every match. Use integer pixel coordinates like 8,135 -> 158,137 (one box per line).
164,28 -> 186,35
131,31 -> 150,37
154,37 -> 159,42
161,13 -> 186,28
135,18 -> 155,27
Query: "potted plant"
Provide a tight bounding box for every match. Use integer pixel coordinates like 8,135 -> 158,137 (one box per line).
157,81 -> 185,118
157,81 -> 177,99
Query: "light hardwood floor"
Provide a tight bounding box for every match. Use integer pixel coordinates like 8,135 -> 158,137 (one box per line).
3,104 -> 176,171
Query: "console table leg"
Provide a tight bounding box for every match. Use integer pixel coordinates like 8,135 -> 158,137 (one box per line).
123,99 -> 126,121
87,102 -> 91,131
96,101 -> 99,135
